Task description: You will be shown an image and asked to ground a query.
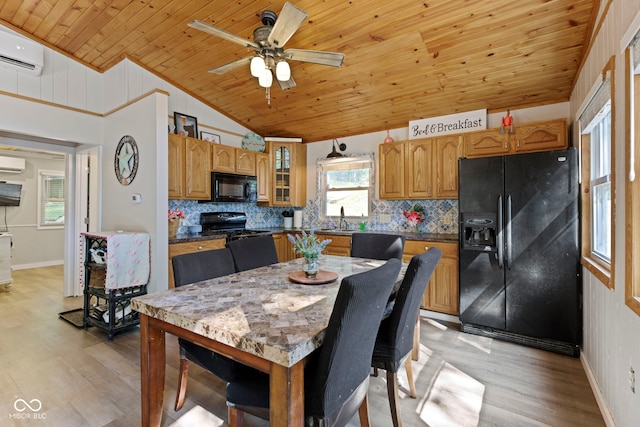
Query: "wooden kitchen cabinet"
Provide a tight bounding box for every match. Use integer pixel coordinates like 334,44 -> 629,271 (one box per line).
256,152 -> 270,203
212,145 -> 257,175
513,119 -> 567,153
379,136 -> 462,199
464,118 -> 567,158
379,143 -> 406,199
403,240 -> 458,315
316,234 -> 351,257
463,128 -> 510,158
168,134 -> 211,200
269,141 -> 307,206
168,238 -> 226,288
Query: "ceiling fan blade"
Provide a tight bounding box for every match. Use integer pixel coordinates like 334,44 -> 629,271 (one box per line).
284,49 -> 345,67
267,2 -> 308,48
189,20 -> 259,49
208,56 -> 252,74
277,76 -> 296,90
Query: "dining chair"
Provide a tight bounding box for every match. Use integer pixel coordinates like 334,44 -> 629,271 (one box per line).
172,248 -> 248,411
371,248 -> 442,427
350,232 -> 406,261
226,235 -> 279,272
225,258 -> 403,427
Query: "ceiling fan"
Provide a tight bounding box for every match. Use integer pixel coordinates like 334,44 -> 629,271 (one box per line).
188,2 -> 345,95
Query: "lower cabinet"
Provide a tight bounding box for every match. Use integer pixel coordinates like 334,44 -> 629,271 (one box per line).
402,240 -> 459,315
316,234 -> 351,257
168,238 -> 226,288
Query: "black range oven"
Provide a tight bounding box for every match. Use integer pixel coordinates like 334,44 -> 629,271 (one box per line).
200,212 -> 270,242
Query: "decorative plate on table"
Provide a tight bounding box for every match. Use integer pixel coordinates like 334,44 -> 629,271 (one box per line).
288,270 -> 338,285
241,132 -> 266,152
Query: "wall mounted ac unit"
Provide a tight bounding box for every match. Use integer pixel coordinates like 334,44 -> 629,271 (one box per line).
0,156 -> 25,174
0,31 -> 43,76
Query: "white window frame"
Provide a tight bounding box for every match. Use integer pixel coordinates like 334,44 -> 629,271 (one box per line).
578,57 -> 615,289
319,155 -> 374,222
37,169 -> 65,230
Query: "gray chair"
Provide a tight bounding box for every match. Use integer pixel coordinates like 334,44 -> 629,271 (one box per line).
225,258 -> 403,427
172,248 -> 246,411
371,248 -> 442,427
350,233 -> 406,261
226,235 -> 279,272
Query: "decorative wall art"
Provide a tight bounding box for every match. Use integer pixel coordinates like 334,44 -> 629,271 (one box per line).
174,112 -> 198,138
201,131 -> 221,144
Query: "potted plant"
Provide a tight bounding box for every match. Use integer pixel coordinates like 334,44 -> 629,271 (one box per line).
168,209 -> 186,237
287,229 -> 331,278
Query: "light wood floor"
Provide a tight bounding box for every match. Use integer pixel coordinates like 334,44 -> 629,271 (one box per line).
0,266 -> 605,427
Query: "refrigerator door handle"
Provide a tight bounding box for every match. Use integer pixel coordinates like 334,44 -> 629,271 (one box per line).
497,195 -> 504,269
506,194 -> 513,270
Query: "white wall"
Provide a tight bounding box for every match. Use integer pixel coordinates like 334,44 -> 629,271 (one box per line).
569,2 -> 640,426
102,92 -> 168,294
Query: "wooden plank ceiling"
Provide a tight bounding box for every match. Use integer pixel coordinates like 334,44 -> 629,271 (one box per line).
0,0 -> 597,143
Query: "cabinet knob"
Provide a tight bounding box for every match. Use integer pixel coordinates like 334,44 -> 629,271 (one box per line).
425,246 -> 429,250
198,246 -> 203,250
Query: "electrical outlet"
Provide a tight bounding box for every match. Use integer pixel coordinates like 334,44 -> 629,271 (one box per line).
379,214 -> 391,223
630,367 -> 636,394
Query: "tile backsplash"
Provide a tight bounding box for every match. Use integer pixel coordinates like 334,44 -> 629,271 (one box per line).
169,198 -> 457,235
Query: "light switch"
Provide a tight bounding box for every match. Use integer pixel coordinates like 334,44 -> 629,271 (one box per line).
131,194 -> 142,204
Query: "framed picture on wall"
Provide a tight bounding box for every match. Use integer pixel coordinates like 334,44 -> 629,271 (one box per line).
174,112 -> 198,138
201,131 -> 221,144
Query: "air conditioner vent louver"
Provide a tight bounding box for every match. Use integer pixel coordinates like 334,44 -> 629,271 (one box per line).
0,54 -> 37,71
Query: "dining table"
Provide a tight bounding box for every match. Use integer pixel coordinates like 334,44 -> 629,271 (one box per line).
131,255 -> 405,427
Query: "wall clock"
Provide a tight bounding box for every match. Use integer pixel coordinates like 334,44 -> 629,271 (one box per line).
114,135 -> 139,185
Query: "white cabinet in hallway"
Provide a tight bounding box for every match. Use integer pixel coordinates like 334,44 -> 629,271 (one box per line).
0,233 -> 12,288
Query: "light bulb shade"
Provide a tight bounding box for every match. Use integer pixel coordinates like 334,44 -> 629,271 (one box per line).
250,56 -> 266,77
276,61 -> 291,81
259,69 -> 273,88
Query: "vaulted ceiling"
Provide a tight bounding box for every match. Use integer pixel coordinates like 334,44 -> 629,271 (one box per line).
0,1 -> 597,142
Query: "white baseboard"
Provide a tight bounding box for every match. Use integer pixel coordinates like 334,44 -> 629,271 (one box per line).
580,353 -> 617,427
12,260 -> 64,270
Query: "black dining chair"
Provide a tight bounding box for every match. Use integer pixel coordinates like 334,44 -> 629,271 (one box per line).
225,258 -> 403,427
172,248 -> 247,411
350,232 -> 406,261
371,248 -> 442,427
226,235 -> 279,272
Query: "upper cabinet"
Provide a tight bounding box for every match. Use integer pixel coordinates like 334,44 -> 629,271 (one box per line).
256,152 -> 270,203
464,118 -> 567,158
212,145 -> 256,175
269,141 -> 307,206
379,135 -> 462,200
168,134 -> 211,200
513,119 -> 567,153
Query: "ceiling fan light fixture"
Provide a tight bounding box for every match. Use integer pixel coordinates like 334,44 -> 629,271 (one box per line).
259,69 -> 273,88
250,56 -> 266,77
276,60 -> 291,81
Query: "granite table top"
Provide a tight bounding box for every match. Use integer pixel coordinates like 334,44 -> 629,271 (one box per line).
131,255 -> 402,367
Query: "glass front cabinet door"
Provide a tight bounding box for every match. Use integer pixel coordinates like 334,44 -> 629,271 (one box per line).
269,141 -> 306,207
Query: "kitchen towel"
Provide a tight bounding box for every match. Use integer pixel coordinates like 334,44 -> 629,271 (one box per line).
293,210 -> 303,228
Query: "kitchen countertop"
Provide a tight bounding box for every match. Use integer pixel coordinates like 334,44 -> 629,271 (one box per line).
170,228 -> 458,244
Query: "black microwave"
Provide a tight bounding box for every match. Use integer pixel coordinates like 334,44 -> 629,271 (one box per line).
201,172 -> 257,203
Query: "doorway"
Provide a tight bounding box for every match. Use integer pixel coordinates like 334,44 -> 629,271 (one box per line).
0,131 -> 100,297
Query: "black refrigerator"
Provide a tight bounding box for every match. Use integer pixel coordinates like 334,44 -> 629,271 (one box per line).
458,148 -> 581,356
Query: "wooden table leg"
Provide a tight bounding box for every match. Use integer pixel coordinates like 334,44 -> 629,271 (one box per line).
140,314 -> 166,427
270,361 -> 304,426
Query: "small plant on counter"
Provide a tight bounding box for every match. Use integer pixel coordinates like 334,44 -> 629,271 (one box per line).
168,209 -> 186,221
287,229 -> 332,259
403,204 -> 425,230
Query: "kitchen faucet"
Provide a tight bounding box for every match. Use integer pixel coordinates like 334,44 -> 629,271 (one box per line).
339,206 -> 348,230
